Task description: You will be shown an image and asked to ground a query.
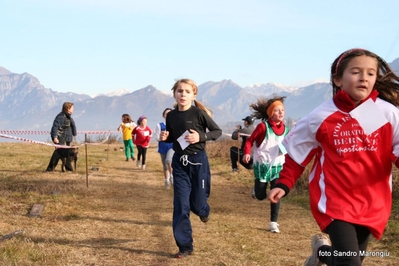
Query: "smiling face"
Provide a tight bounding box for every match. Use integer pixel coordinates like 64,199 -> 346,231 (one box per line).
333,55 -> 378,104
173,82 -> 196,111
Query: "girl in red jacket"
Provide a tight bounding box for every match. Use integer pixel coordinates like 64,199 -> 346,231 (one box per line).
269,48 -> 399,266
132,115 -> 152,170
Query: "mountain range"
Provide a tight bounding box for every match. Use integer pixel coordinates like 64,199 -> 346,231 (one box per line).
1,58 -> 399,142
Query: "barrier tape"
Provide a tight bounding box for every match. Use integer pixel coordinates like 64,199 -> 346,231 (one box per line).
1,130 -> 248,147
0,133 -> 75,148
222,132 -> 251,137
1,130 -> 247,137
0,131 -> 113,148
0,130 -> 119,135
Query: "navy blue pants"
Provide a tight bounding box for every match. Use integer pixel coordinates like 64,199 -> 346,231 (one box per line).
172,151 -> 211,252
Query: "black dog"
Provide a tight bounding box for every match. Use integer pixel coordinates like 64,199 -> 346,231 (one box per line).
46,147 -> 79,172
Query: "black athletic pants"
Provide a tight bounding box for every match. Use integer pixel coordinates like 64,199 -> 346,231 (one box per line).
319,220 -> 371,266
254,179 -> 280,222
136,145 -> 148,165
230,146 -> 253,170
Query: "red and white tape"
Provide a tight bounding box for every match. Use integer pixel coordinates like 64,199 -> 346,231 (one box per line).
0,133 -> 74,148
222,132 -> 251,137
0,130 -> 119,135
0,130 -> 115,147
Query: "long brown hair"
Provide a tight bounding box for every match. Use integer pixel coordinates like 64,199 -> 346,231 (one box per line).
249,94 -> 286,121
331,48 -> 399,106
122,114 -> 132,123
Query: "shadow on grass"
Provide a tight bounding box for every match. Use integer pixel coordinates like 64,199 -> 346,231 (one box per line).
28,236 -> 172,257
47,214 -> 172,227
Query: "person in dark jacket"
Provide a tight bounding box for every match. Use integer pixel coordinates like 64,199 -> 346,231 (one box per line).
50,102 -> 77,145
46,102 -> 77,171
230,116 -> 255,172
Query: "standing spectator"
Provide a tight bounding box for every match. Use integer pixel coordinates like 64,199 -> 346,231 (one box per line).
160,78 -> 222,259
230,115 -> 255,172
117,114 -> 136,162
132,115 -> 152,170
155,108 -> 174,189
46,102 -> 77,171
243,96 -> 289,233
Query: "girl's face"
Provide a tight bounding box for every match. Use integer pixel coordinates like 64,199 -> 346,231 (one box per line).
174,82 -> 196,111
270,105 -> 285,123
141,118 -> 147,127
333,55 -> 378,104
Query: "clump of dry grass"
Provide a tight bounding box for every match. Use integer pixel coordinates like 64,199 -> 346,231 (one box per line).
0,141 -> 397,265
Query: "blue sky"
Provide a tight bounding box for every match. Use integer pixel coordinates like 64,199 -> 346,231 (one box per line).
1,0 -> 399,95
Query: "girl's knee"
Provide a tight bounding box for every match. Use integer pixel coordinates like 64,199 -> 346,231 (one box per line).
255,193 -> 267,200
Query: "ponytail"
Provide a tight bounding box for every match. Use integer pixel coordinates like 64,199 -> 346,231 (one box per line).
194,99 -> 213,118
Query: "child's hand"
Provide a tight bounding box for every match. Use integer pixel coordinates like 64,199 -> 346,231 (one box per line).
185,129 -> 199,144
160,131 -> 169,141
242,154 -> 251,163
268,188 -> 285,203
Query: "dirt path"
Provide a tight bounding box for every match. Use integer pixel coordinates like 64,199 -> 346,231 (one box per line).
81,146 -> 397,266
0,143 -> 397,265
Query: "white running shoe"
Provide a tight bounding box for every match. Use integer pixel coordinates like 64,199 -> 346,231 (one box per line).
304,234 -> 330,266
270,222 -> 280,233
164,181 -> 170,190
141,164 -> 146,170
136,160 -> 141,167
170,174 -> 173,186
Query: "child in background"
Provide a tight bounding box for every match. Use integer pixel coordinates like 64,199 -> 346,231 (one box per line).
160,78 -> 222,259
155,108 -> 174,190
230,115 -> 255,172
132,115 -> 152,170
242,96 -> 289,233
269,48 -> 399,266
117,114 -> 136,162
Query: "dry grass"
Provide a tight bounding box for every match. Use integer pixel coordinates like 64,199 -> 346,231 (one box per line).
0,141 -> 398,266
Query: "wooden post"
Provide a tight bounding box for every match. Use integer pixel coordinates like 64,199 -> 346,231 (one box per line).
237,132 -> 240,171
107,141 -> 109,161
85,134 -> 89,188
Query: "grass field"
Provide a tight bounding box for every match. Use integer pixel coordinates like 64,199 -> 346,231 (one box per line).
0,140 -> 398,266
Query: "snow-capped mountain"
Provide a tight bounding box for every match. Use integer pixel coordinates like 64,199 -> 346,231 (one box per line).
91,88 -> 131,98
1,58 -> 398,141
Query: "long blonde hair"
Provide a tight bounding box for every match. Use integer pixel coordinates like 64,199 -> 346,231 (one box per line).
171,79 -> 213,117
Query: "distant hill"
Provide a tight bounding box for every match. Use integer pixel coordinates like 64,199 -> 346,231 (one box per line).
1,59 -> 398,142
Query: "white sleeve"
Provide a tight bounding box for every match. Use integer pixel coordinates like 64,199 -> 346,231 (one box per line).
377,99 -> 399,157
155,123 -> 161,142
283,101 -> 334,165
